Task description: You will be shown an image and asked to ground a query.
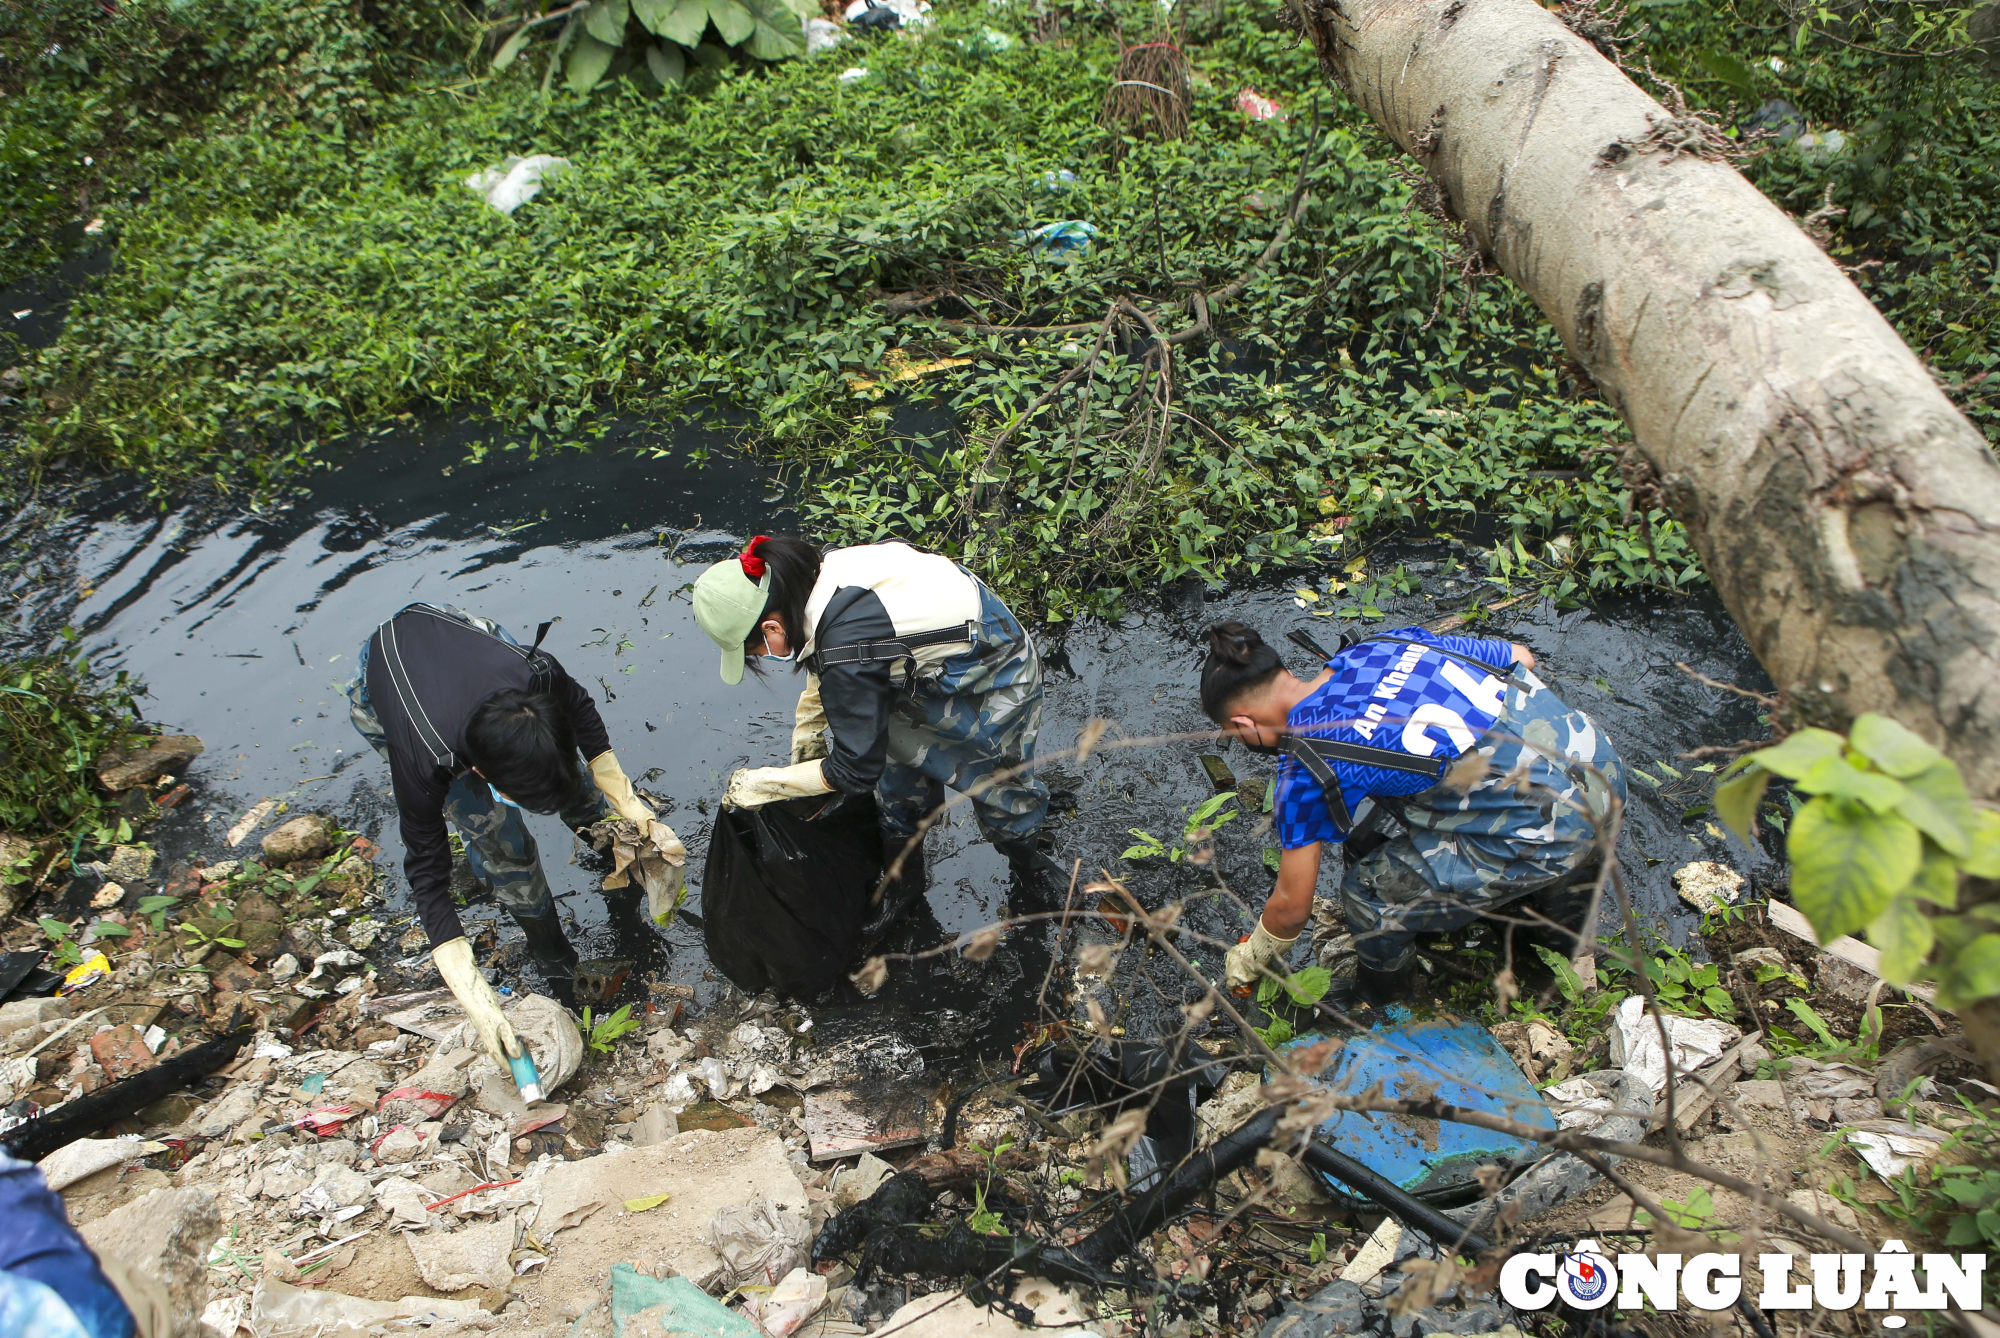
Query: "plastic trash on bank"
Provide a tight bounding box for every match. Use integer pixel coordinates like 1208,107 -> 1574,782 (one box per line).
1280,1009 -> 1557,1201
844,0 -> 930,28
465,155 -> 573,216
1235,87 -> 1284,121
805,16 -> 844,53
1019,220 -> 1099,262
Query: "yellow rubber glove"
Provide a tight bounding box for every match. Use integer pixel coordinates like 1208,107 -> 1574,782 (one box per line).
432,937 -> 520,1069
725,760 -> 833,809
791,677 -> 829,764
1224,920 -> 1300,992
589,749 -> 683,849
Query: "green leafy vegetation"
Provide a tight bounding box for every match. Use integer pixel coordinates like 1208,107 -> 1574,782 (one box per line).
3,0 -> 1700,615
964,1139 -> 1015,1236
0,0 -> 469,287
1,0 -> 1991,617
488,0 -> 814,96
1716,714 -> 2000,1010
0,643 -> 145,846
1122,791 -> 1239,862
1872,1097 -> 2000,1250
583,1002 -> 643,1051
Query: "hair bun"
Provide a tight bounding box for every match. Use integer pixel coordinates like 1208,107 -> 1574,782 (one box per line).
1207,620 -> 1263,667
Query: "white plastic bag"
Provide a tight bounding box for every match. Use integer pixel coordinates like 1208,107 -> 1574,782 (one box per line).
708,1198 -> 813,1290
465,155 -> 572,216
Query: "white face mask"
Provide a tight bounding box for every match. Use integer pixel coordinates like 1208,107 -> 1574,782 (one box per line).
762,648 -> 797,664
489,783 -> 524,810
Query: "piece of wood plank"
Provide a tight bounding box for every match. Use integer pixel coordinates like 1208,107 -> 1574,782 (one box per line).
1676,879 -> 1946,1010
1665,1036 -> 1756,1133
803,1076 -> 929,1162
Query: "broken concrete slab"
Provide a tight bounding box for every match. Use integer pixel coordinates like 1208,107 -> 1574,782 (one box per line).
261,814 -> 337,865
249,1277 -> 485,1336
79,1187 -> 221,1338
630,1103 -> 677,1148
375,1175 -> 433,1225
408,1215 -> 516,1292
0,996 -> 70,1040
534,1126 -> 809,1294
97,736 -> 204,793
1733,1079 -> 1787,1112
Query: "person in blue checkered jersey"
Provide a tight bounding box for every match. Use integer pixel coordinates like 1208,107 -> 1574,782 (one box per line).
1199,620 -> 1626,1008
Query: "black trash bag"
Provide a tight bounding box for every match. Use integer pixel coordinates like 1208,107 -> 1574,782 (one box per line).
702,791 -> 883,998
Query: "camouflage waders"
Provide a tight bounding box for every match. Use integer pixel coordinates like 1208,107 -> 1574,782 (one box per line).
1340,668 -> 1626,974
875,578 -> 1049,844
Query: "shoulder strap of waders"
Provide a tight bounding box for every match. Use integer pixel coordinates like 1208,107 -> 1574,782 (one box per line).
808,621 -> 978,680
1279,732 -> 1448,833
374,604 -> 557,771
1361,634 -> 1521,683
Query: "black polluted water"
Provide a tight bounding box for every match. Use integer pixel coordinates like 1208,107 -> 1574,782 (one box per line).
6,418 -> 1783,1070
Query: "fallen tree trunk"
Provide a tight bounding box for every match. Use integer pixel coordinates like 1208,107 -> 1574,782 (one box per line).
1289,0 -> 2000,799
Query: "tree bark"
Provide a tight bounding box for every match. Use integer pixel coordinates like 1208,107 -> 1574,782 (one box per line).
1291,0 -> 2000,799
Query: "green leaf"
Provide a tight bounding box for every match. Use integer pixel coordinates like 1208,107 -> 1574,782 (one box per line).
1848,714 -> 1944,778
37,915 -> 71,941
1795,755 -> 1905,812
1868,895 -> 1934,986
1789,796 -> 1921,940
645,40 -> 685,85
1744,728 -> 1845,780
1713,765 -> 1771,840
566,32 -> 619,92
91,920 -> 131,937
632,0 -> 705,42
706,0 -> 755,44
583,0 -> 630,44
493,25 -> 536,70
1278,966 -> 1333,1006
1532,943 -> 1584,1003
1895,760 -> 1974,856
1908,847 -> 1960,908
216,937 -> 247,949
1943,934 -> 2000,1008
1786,998 -> 1839,1048
738,0 -> 805,60
1694,50 -> 1760,92
1701,985 -> 1735,1016
1189,791 -> 1238,826
1967,810 -> 2000,879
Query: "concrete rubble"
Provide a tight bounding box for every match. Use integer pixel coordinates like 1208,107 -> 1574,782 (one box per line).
5,833 -> 1983,1338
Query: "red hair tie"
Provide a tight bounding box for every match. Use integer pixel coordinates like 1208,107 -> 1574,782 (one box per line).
739,535 -> 772,580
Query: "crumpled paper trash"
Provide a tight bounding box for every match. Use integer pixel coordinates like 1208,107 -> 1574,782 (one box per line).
709,1197 -> 813,1289
1847,1122 -> 1950,1180
465,155 -> 572,216
747,1268 -> 828,1336
1542,1076 -> 1616,1133
587,817 -> 687,925
1607,994 -> 1741,1094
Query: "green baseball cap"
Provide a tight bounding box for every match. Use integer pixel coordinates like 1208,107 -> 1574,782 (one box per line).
692,557 -> 770,685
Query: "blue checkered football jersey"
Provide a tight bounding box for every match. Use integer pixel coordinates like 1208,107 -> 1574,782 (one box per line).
1274,628 -> 1516,850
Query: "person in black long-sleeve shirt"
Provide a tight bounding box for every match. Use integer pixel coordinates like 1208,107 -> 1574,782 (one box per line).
347,604 -> 682,1064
